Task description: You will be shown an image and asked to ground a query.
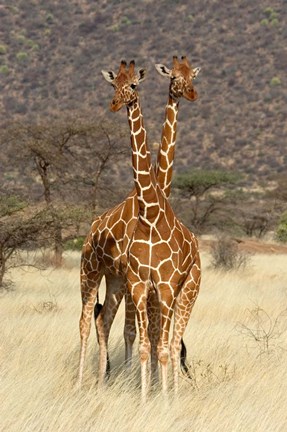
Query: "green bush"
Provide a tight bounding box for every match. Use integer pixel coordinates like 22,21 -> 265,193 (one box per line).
31,43 -> 40,51
16,34 -> 26,45
260,18 -> 269,26
264,7 -> 275,16
15,35 -> 39,51
16,51 -> 28,62
46,13 -> 54,24
264,7 -> 278,20
0,45 -> 7,55
26,39 -> 38,49
187,14 -> 194,21
0,195 -> 27,217
276,213 -> 287,243
270,76 -> 281,86
63,236 -> 85,251
261,7 -> 279,26
271,18 -> 279,26
0,65 -> 9,75
121,16 -> 132,26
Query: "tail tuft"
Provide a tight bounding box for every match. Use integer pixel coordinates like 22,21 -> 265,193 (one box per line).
94,302 -> 103,319
180,338 -> 192,380
94,302 -> 111,379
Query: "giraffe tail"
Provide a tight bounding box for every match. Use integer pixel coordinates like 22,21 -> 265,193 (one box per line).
94,301 -> 111,379
94,292 -> 102,320
180,338 -> 192,380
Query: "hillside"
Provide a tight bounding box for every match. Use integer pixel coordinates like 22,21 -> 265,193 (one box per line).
0,0 -> 286,184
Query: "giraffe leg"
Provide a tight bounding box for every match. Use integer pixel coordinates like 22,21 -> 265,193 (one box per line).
147,289 -> 160,384
124,290 -> 137,369
156,283 -> 177,396
170,259 -> 201,394
94,302 -> 111,379
96,274 -> 125,386
78,268 -> 102,389
127,276 -> 151,403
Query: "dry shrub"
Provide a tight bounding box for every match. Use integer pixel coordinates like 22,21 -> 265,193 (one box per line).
236,306 -> 287,359
210,237 -> 249,271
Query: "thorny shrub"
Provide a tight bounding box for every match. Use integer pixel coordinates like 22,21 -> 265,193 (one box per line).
210,237 -> 249,271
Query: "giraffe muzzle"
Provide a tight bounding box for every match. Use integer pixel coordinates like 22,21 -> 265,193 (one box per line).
184,88 -> 198,102
110,99 -> 123,112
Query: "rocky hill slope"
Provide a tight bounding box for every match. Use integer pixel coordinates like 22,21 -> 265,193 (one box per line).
0,0 -> 286,184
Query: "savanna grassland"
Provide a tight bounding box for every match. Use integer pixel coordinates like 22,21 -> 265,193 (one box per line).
1,250 -> 287,432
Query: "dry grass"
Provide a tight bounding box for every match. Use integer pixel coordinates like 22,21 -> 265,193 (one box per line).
1,251 -> 287,431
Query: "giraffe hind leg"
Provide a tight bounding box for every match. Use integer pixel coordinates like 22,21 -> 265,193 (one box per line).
180,338 -> 192,380
124,289 -> 137,369
96,274 -> 125,386
147,288 -> 160,384
156,282 -> 177,396
170,259 -> 201,393
94,302 -> 111,379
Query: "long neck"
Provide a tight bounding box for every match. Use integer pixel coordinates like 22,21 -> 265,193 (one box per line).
155,95 -> 179,199
127,99 -> 160,224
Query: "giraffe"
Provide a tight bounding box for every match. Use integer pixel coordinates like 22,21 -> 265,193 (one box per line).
120,56 -> 201,377
78,57 -> 200,390
100,59 -> 201,401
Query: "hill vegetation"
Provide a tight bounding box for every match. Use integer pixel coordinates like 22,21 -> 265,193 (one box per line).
0,0 -> 286,183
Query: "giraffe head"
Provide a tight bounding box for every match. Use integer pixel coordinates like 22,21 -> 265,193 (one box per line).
102,60 -> 146,112
155,56 -> 200,102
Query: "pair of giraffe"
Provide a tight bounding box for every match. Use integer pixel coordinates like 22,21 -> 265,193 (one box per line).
79,56 -> 201,401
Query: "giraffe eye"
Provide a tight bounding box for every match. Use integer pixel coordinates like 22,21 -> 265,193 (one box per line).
130,84 -> 136,89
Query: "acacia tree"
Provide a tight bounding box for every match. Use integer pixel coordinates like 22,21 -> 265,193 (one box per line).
173,169 -> 240,232
74,119 -> 130,213
231,174 -> 287,240
223,188 -> 276,238
4,120 -> 84,266
241,208 -> 273,238
2,113 -> 129,266
0,194 -> 54,288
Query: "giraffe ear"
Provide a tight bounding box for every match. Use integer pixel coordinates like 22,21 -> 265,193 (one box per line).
193,67 -> 201,79
101,70 -> 116,83
138,68 -> 147,83
154,64 -> 171,77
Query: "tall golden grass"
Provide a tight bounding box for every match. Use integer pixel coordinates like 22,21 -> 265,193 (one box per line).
1,251 -> 287,431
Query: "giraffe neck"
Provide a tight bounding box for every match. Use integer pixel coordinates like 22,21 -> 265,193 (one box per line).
155,95 -> 179,199
127,100 -> 160,224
